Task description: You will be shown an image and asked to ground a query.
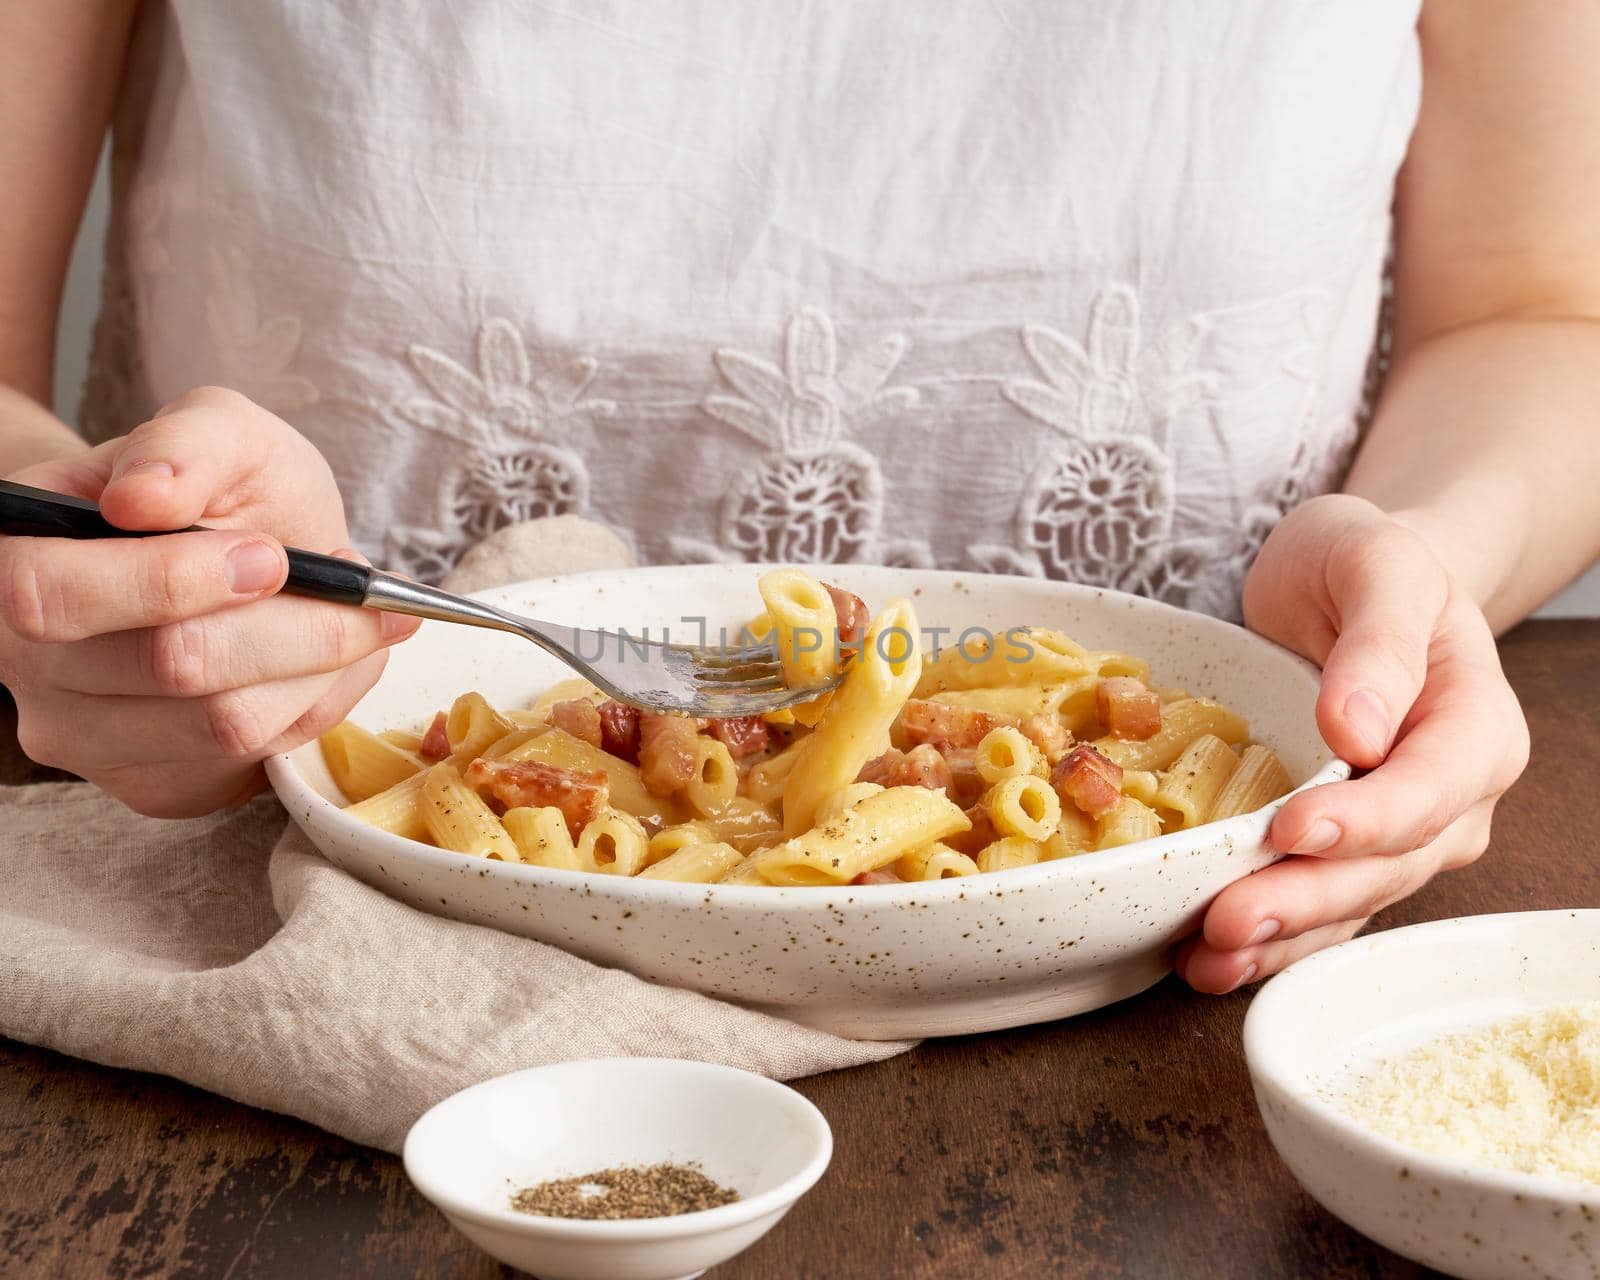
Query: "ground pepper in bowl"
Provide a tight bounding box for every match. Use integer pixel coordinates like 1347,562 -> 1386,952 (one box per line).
510,1162 -> 740,1220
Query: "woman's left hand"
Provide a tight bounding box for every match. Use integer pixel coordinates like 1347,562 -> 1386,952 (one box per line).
1177,494 -> 1530,993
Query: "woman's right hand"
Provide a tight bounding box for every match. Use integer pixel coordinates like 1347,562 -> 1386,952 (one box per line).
0,387 -> 419,816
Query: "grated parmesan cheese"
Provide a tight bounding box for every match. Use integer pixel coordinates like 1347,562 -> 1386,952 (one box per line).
1337,1001 -> 1600,1189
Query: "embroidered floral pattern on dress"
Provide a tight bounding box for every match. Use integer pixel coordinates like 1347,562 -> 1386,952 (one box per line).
971,284 -> 1335,617
968,285 -> 1213,596
206,246 -> 320,414
384,319 -> 616,580
668,307 -> 933,568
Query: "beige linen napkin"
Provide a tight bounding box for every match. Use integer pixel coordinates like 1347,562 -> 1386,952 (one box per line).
0,518 -> 911,1152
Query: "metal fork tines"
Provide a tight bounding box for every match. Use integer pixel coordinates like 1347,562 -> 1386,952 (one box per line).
362,572 -> 841,716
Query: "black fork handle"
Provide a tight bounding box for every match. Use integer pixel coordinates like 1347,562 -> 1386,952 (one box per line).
0,479 -> 374,606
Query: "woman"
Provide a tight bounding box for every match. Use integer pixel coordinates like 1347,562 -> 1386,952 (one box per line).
0,2 -> 1591,994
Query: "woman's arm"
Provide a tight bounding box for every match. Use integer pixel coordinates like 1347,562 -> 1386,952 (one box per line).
1181,0 -> 1600,992
0,0 -> 137,474
1345,0 -> 1600,631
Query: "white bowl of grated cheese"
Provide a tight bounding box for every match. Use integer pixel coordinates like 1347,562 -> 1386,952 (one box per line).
1244,909 -> 1600,1280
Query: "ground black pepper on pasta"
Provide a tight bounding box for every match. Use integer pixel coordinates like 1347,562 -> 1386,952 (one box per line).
509,1162 -> 739,1220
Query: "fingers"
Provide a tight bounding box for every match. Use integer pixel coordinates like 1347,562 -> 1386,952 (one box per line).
7,446 -> 120,502
33,592 -> 419,696
15,652 -> 385,771
96,388 -> 293,531
1204,803 -> 1491,952
0,529 -> 287,642
1313,520 -> 1446,768
1182,805 -> 1495,993
1179,918 -> 1368,995
86,760 -> 273,820
1270,608 -> 1521,860
47,652 -> 390,818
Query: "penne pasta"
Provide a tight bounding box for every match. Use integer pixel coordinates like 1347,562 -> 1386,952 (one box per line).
976,835 -> 1044,874
345,770 -> 430,840
700,797 -> 785,854
896,841 -> 980,881
744,738 -> 807,807
502,806 -> 584,871
757,785 -> 969,886
915,627 -> 1092,697
1088,650 -> 1152,683
638,840 -> 745,883
1042,806 -> 1097,859
321,722 -> 424,802
815,781 -> 886,826
929,676 -> 1098,730
1153,734 -> 1240,830
758,568 -> 841,692
421,763 -> 520,860
718,856 -> 773,885
1096,796 -> 1164,849
378,728 -> 424,752
646,820 -> 717,867
1208,743 -> 1293,821
498,727 -> 684,826
445,692 -> 517,759
781,598 -> 922,835
1120,769 -> 1160,806
1093,698 -> 1249,772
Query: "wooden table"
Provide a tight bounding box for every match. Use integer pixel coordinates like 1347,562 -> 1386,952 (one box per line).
1,619 -> 1594,1279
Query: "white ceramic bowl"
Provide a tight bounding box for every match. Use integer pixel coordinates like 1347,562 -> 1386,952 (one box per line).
403,1058 -> 831,1280
268,564 -> 1347,1038
1244,909 -> 1600,1280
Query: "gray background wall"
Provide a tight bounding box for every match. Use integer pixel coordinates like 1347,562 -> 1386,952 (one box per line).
50,152 -> 1600,615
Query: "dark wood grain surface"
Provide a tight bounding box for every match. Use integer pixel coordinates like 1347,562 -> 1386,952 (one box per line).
1,619 -> 1594,1280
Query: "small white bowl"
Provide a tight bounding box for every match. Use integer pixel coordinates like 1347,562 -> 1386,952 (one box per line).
402,1058 -> 832,1280
1243,909 -> 1600,1280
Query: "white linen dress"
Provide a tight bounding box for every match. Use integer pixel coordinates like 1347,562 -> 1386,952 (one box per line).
81,0 -> 1421,618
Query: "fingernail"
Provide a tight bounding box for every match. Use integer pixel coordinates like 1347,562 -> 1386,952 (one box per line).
1287,817 -> 1342,855
226,541 -> 283,594
1247,918 -> 1281,946
1344,688 -> 1392,758
381,612 -> 420,642
1228,963 -> 1259,993
117,460 -> 174,481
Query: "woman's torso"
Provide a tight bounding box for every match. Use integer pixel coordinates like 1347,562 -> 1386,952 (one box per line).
86,0 -> 1422,618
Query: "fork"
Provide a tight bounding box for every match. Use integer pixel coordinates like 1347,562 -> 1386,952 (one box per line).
0,480 -> 839,716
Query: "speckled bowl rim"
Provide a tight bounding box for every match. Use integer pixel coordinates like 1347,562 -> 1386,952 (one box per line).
402,1057 -> 833,1241
267,566 -> 1351,909
1243,908 -> 1600,1205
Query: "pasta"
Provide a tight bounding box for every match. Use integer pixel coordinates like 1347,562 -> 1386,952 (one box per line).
982,774 -> 1062,842
1210,744 -> 1294,821
974,726 -> 1048,785
976,835 -> 1044,874
638,840 -> 745,883
321,722 -> 424,802
503,806 -> 584,871
1152,734 -> 1240,830
326,567 -> 1294,885
780,598 -> 921,835
896,841 -> 980,881
755,785 -> 970,886
421,763 -> 520,860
